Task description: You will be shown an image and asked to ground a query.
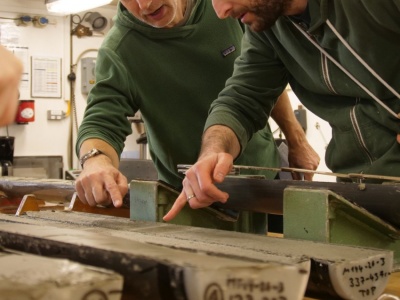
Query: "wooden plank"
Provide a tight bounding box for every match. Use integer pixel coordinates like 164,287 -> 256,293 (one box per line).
383,271 -> 400,296
0,212 -> 393,300
0,176 -> 130,207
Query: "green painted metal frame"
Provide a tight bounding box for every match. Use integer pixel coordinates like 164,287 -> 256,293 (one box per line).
283,187 -> 400,270
129,179 -> 267,234
129,180 -> 400,269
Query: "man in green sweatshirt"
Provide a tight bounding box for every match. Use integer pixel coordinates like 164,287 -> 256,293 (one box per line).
164,0 -> 400,221
75,0 -> 319,230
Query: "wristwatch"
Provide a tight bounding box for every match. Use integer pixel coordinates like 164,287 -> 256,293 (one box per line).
79,148 -> 105,169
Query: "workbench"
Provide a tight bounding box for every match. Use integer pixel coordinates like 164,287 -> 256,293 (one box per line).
0,211 -> 398,300
1,175 -> 400,299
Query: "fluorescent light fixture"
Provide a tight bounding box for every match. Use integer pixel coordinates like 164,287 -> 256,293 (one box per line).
45,0 -> 113,15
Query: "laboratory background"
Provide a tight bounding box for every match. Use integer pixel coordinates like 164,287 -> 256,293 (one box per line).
1,1 -> 399,300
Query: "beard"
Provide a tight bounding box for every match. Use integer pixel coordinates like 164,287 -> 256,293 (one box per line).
248,0 -> 291,31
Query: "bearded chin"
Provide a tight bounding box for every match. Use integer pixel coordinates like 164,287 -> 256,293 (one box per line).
250,0 -> 286,31
250,15 -> 278,32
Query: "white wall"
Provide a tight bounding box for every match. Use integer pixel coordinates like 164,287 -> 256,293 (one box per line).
0,1 -> 69,168
0,0 -> 140,176
0,0 -> 333,181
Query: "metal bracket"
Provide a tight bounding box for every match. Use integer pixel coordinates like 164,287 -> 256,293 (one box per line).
283,187 -> 400,270
129,180 -> 266,233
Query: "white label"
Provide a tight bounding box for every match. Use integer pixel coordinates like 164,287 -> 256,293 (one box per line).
330,254 -> 392,300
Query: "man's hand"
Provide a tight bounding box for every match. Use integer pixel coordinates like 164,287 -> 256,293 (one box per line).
75,155 -> 128,208
163,125 -> 240,222
287,139 -> 320,180
270,92 -> 320,180
163,152 -> 233,221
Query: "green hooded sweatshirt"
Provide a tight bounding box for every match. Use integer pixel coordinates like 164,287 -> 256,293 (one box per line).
76,0 -> 280,189
206,0 -> 400,182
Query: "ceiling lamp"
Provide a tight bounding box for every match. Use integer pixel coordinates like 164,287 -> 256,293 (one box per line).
45,0 -> 113,15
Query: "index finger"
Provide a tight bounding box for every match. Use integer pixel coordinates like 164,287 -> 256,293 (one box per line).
163,191 -> 187,222
108,172 -> 129,207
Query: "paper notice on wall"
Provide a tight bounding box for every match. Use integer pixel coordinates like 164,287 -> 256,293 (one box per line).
31,56 -> 62,98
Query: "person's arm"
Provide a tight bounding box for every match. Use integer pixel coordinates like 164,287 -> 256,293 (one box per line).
74,45 -> 135,209
163,125 -> 239,221
0,46 -> 23,126
75,138 -> 128,208
163,92 -> 320,221
271,91 -> 320,180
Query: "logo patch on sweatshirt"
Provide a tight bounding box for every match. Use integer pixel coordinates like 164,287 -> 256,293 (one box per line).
221,45 -> 236,57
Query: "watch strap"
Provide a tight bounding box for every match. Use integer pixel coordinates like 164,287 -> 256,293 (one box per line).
79,148 -> 105,169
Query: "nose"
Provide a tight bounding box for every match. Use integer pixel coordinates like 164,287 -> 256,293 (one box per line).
212,0 -> 232,19
136,0 -> 152,10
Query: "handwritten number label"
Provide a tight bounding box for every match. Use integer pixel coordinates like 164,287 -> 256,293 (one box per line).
341,256 -> 390,298
204,278 -> 289,300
